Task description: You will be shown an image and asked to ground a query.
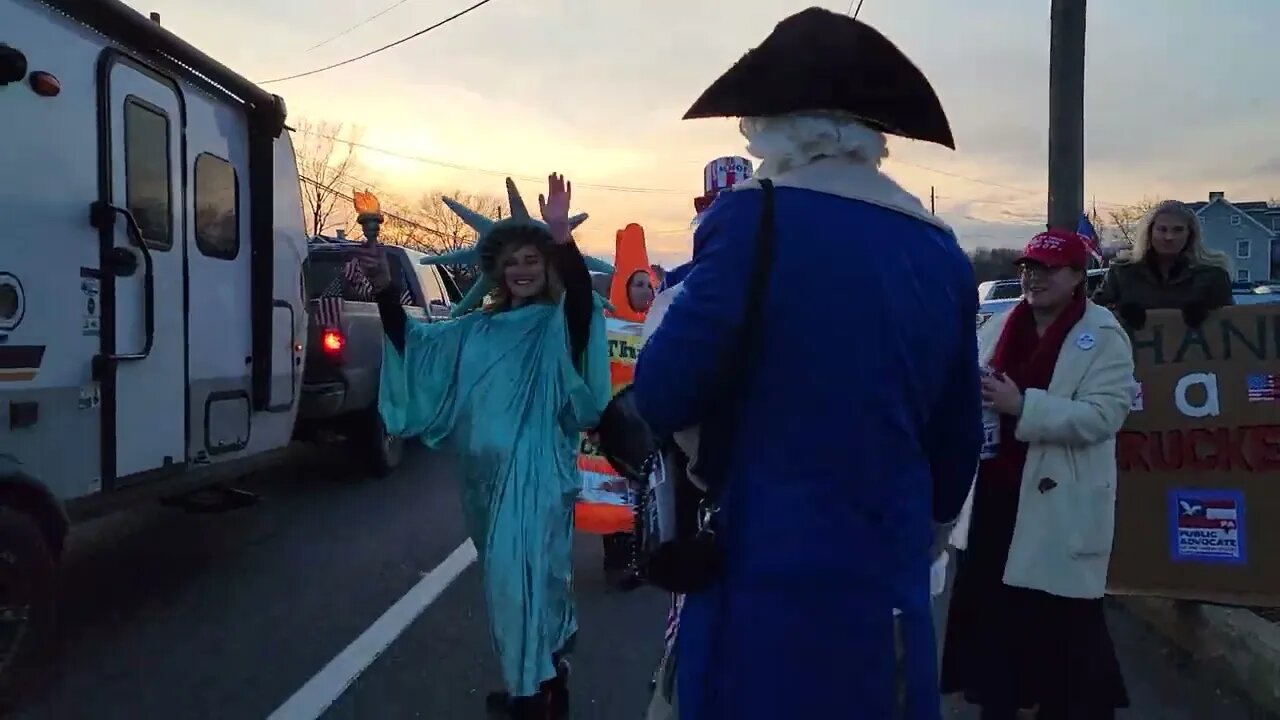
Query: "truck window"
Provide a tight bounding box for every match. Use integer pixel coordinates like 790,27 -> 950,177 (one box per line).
194,153 -> 239,259
305,251 -> 416,304
124,97 -> 172,250
415,266 -> 449,318
305,252 -> 376,302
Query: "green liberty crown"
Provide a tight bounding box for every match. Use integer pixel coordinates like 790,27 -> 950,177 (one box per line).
418,177 -> 615,317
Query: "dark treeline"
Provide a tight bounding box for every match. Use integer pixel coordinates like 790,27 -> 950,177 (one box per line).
968,247 -> 1022,284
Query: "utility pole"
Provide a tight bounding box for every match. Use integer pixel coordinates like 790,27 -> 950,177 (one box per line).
1046,0 -> 1087,232
930,186 -> 936,215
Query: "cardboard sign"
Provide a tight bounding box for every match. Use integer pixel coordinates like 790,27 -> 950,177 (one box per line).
574,317 -> 646,534
1107,305 -> 1280,605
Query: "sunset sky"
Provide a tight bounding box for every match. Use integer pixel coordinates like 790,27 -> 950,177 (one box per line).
123,0 -> 1280,266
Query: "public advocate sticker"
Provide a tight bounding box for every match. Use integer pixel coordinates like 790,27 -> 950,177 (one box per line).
1168,489 -> 1247,565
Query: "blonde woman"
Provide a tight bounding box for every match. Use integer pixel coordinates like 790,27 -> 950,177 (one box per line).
1093,199 -> 1233,329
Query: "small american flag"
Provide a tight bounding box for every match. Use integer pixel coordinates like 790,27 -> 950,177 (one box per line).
313,297 -> 342,328
1246,373 -> 1280,402
341,257 -> 374,301
663,594 -> 684,656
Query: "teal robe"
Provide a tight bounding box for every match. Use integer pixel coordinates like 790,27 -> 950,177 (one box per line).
379,297 -> 611,696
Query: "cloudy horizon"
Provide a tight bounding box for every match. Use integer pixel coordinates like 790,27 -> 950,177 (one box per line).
122,0 -> 1280,266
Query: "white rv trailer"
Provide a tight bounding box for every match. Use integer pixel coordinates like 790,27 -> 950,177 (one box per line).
0,0 -> 306,677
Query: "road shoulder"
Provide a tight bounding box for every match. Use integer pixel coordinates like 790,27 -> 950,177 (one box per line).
1116,597 -> 1280,717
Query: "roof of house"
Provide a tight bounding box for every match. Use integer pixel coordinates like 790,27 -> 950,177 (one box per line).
1184,195 -> 1280,265
1188,197 -> 1280,232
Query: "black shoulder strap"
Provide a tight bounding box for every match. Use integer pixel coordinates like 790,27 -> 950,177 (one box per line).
693,180 -> 776,499
739,180 -> 776,349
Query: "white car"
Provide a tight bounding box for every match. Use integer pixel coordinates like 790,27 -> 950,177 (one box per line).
976,269 -> 1106,329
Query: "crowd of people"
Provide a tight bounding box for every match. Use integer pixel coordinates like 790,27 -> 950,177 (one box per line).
348,7 -> 1237,720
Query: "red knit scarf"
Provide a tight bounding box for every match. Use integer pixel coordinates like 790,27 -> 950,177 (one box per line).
982,292 -> 1087,474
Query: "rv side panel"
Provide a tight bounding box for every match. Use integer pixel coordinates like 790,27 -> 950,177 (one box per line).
0,0 -> 115,500
184,90 -> 254,460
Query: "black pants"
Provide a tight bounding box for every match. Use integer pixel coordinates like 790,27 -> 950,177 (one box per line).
601,532 -> 632,571
980,705 -> 1116,720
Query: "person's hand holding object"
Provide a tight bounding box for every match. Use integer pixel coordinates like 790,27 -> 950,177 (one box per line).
354,234 -> 392,292
981,371 -> 1024,417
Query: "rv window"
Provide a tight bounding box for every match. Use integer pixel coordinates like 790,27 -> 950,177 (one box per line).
195,154 -> 239,259
123,98 -> 172,250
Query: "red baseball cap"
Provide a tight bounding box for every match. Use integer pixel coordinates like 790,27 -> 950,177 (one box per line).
1016,229 -> 1088,270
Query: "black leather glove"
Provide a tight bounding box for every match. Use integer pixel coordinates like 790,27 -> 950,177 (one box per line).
1182,301 -> 1210,329
1118,302 -> 1147,331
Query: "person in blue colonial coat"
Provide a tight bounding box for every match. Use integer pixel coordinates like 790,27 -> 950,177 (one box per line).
629,8 -> 983,719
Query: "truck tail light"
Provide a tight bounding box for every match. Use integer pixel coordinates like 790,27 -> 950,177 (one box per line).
321,329 -> 344,354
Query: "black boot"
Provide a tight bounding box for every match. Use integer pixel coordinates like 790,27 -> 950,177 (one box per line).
510,693 -> 551,720
544,658 -> 571,719
977,705 -> 1020,720
486,691 -> 551,719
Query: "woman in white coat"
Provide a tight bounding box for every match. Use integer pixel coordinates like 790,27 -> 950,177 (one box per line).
941,230 -> 1136,720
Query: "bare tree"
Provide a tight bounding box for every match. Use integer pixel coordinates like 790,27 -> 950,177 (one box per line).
1103,198 -> 1160,247
413,190 -> 506,251
293,119 -> 364,237
968,247 -> 1022,284
409,190 -> 506,284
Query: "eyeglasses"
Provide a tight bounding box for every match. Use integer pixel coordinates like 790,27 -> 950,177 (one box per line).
1017,264 -> 1070,278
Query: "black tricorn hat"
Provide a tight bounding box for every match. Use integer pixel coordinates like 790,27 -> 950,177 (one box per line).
683,7 -> 955,150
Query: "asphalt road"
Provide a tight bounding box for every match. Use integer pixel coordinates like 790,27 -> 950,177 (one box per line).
7,445 -> 1266,720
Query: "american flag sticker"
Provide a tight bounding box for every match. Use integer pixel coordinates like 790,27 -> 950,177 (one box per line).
312,297 -> 343,328
1246,373 -> 1280,402
1168,489 -> 1247,565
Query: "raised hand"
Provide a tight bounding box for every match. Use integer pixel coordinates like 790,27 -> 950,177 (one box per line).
538,173 -> 573,245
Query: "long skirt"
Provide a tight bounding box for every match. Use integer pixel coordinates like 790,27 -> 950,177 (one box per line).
940,476 -> 1130,714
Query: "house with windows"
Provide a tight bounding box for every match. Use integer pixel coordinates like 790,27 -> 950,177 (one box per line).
1186,192 -> 1278,282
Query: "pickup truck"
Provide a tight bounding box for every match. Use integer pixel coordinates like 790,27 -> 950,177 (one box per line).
298,236 -> 461,476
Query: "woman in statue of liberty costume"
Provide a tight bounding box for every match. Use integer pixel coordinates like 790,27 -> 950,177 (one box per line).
354,174 -> 613,719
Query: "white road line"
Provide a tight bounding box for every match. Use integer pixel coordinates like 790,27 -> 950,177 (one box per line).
266,540 -> 479,720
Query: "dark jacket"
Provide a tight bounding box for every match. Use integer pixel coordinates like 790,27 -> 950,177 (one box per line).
1092,256 -> 1233,311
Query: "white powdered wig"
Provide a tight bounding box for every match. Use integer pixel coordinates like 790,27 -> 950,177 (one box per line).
739,112 -> 889,178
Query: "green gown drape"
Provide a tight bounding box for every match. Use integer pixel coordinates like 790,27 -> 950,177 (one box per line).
379,296 -> 610,697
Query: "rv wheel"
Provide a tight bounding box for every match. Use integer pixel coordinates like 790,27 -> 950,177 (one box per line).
360,409 -> 404,478
0,508 -> 56,694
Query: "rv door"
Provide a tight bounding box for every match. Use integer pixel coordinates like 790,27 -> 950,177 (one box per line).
99,56 -> 187,484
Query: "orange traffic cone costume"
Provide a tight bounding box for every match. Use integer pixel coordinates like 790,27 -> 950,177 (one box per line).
574,224 -> 657,534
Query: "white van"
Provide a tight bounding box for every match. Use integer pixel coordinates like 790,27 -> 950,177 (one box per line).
0,0 -> 306,678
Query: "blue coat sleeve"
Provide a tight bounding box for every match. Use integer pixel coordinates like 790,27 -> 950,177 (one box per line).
930,249 -> 983,524
631,191 -> 761,435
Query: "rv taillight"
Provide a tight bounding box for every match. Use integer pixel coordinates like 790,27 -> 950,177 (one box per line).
28,71 -> 60,97
321,329 -> 344,353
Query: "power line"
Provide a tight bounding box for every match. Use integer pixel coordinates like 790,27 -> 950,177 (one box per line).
847,0 -> 866,18
887,157 -> 1127,210
299,174 -> 448,239
305,0 -> 422,53
260,0 -> 498,85
293,129 -> 689,195
295,128 -> 1134,208
297,133 -> 1135,218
